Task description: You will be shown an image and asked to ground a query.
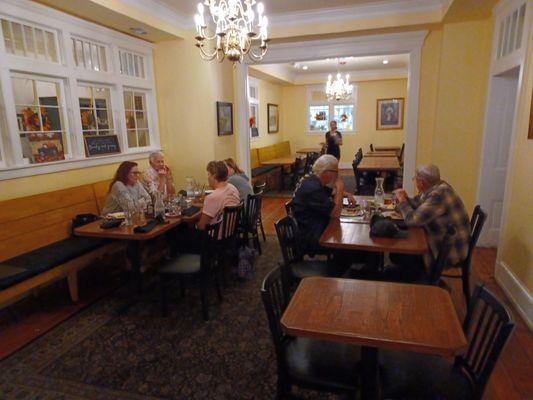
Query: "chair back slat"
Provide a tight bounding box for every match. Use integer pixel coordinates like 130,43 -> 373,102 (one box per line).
458,284 -> 515,399
220,203 -> 243,241
466,206 -> 487,265
200,222 -> 220,272
284,200 -> 294,216
428,225 -> 455,284
254,181 -> 266,195
261,267 -> 290,350
244,194 -> 261,230
275,216 -> 303,266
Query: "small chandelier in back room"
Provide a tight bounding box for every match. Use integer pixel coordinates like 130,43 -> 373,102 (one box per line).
194,0 -> 269,63
325,59 -> 353,101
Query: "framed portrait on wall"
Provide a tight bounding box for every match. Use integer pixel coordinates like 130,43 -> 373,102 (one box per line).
376,98 -> 404,130
268,103 -> 278,133
216,101 -> 233,136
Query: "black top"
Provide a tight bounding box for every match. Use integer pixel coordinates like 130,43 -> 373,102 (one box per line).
325,130 -> 342,160
292,175 -> 334,255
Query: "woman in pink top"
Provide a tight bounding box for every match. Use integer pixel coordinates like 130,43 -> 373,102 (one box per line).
197,161 -> 240,230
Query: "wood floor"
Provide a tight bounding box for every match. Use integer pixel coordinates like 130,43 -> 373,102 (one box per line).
0,195 -> 531,399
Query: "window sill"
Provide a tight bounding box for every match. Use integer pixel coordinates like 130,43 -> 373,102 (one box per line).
0,149 -> 157,181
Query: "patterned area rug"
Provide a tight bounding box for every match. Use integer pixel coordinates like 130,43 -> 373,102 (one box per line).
0,238 -> 337,400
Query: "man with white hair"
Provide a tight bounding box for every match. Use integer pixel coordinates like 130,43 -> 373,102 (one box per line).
291,154 -> 355,256
142,151 -> 176,199
393,164 -> 470,272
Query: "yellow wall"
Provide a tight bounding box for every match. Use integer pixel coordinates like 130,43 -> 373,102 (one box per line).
153,39 -> 236,188
250,78 -> 284,149
499,29 -> 533,292
281,78 -> 407,163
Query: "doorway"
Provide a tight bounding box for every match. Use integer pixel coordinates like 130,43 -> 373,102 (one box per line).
477,66 -> 520,247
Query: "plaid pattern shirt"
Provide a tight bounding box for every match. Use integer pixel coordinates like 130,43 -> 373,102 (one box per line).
397,181 -> 470,269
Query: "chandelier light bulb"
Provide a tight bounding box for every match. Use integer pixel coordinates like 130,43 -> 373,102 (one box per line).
193,0 -> 270,63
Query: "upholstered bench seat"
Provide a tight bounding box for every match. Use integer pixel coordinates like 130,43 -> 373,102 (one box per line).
251,165 -> 278,178
0,237 -> 109,290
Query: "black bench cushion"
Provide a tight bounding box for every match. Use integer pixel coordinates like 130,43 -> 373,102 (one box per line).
0,237 -> 109,290
251,165 -> 278,177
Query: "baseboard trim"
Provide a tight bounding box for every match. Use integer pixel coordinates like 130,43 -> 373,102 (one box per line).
495,260 -> 533,331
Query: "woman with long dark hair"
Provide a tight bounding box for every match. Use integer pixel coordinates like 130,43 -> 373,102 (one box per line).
102,161 -> 151,215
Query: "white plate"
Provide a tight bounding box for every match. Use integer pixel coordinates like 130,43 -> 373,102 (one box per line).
106,212 -> 125,219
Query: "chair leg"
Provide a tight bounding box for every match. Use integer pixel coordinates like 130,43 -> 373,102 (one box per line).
159,275 -> 168,317
215,273 -> 223,302
258,218 -> 266,242
276,377 -> 290,400
462,271 -> 471,305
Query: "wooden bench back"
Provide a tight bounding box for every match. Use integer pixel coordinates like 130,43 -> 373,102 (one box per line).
250,148 -> 260,169
274,141 -> 291,158
258,145 -> 276,163
0,180 -> 110,262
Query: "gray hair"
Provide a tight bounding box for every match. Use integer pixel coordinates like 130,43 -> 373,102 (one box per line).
149,151 -> 164,162
312,154 -> 338,175
415,164 -> 440,184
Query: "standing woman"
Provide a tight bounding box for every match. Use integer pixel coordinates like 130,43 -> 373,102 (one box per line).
102,161 -> 151,215
325,120 -> 342,160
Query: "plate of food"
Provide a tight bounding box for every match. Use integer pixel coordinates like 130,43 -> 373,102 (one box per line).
382,210 -> 403,220
106,212 -> 125,219
341,208 -> 363,217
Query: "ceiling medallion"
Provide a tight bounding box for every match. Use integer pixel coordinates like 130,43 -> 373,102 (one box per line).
326,59 -> 353,101
194,0 -> 269,63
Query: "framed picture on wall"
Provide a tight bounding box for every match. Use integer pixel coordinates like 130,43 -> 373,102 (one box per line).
376,98 -> 404,130
268,103 -> 279,133
216,101 -> 233,136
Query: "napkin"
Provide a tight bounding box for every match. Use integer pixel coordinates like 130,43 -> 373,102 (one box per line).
182,206 -> 201,217
100,219 -> 123,229
133,219 -> 159,233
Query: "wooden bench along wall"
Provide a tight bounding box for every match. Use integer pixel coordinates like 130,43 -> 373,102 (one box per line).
0,181 -> 123,308
250,141 -> 291,190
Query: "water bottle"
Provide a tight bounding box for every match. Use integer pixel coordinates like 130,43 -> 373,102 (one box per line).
154,192 -> 165,220
186,176 -> 194,198
374,177 -> 385,207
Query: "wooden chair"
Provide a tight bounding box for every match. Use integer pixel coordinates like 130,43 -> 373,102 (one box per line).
254,182 -> 267,242
241,194 -> 262,254
261,266 -> 361,399
442,205 -> 487,304
274,216 -> 330,287
380,283 -> 514,400
218,203 -> 244,281
369,143 -> 374,152
158,222 -> 221,320
284,200 -> 294,217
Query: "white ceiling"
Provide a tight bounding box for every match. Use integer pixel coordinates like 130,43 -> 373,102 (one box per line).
154,0 -> 448,17
290,54 -> 409,74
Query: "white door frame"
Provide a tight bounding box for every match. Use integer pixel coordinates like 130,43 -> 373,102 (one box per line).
235,30 -> 428,194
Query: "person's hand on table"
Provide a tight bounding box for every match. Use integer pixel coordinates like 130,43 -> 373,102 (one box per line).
393,188 -> 408,203
344,192 -> 356,207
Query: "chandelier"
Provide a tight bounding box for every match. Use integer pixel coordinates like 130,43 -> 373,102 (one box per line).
325,60 -> 353,101
194,0 -> 269,63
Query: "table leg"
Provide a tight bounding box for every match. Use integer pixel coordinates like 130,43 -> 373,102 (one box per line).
361,346 -> 380,400
127,241 -> 143,294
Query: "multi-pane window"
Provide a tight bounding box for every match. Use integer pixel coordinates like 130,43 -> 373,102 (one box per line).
78,86 -> 114,136
119,50 -> 145,78
333,104 -> 354,131
309,105 -> 329,132
124,89 -> 150,148
72,37 -> 108,72
248,79 -> 259,138
11,76 -> 68,164
1,19 -> 58,62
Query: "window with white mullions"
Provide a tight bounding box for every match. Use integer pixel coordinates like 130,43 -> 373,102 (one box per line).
333,104 -> 354,131
124,89 -> 150,148
71,37 -> 108,72
309,105 -> 329,132
78,85 -> 114,137
1,18 -> 58,62
11,76 -> 69,164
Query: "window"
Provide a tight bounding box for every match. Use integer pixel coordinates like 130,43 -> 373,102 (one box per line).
78,85 -> 114,136
1,18 -> 58,63
119,49 -> 145,78
72,37 -> 108,72
124,89 -> 150,148
11,76 -> 69,164
248,78 -> 259,139
307,85 -> 357,133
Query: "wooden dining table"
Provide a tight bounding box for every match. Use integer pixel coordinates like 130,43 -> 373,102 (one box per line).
364,151 -> 398,157
260,155 -> 297,166
281,277 -> 467,399
358,156 -> 400,172
374,145 -> 401,152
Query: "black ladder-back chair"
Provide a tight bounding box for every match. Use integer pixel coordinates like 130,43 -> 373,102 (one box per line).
218,203 -> 244,279
442,205 -> 487,304
274,216 -> 329,287
242,193 -> 262,254
369,143 -> 374,152
254,181 -> 267,242
427,224 -> 456,285
260,266 -> 361,399
304,152 -> 319,174
284,199 -> 294,217
380,283 -> 514,400
158,222 -> 220,320
352,148 -> 363,194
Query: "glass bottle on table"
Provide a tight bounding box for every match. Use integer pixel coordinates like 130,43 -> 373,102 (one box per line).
154,191 -> 165,221
374,177 -> 385,207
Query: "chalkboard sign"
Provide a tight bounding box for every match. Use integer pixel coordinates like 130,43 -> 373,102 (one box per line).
84,135 -> 121,156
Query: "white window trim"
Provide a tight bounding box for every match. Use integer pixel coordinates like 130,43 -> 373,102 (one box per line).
122,87 -> 155,150
248,77 -> 260,142
0,0 -> 160,180
306,84 -> 358,135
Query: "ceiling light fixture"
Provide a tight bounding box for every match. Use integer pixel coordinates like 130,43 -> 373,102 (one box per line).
194,0 -> 269,63
130,27 -> 147,35
326,59 -> 353,101
302,65 -> 309,70
382,59 -> 389,64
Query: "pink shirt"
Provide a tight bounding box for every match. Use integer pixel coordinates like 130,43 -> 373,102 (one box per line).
202,183 -> 241,224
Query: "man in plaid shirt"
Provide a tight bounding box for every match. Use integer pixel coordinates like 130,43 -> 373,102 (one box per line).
393,164 -> 470,271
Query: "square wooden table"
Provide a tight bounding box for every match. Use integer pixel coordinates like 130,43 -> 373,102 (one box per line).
358,156 -> 400,172
260,156 -> 297,167
374,146 -> 401,152
364,151 -> 398,157
281,277 -> 467,399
